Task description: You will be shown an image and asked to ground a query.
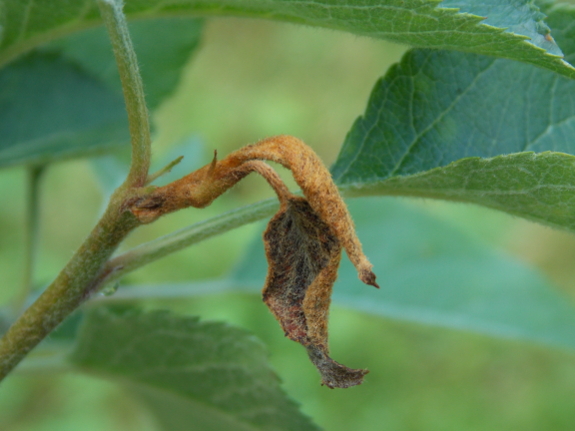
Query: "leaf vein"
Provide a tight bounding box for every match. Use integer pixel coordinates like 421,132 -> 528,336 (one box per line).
388,56 -> 496,177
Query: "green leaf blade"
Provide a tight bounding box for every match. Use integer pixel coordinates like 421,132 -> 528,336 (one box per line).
1,0 -> 573,78
0,52 -> 128,168
331,3 -> 575,173
331,5 -> 575,232
332,48 -> 575,183
70,307 -> 320,431
0,17 -> 202,168
348,152 -> 575,231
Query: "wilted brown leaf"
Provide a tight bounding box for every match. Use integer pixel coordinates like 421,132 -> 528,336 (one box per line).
263,196 -> 369,388
129,135 -> 377,388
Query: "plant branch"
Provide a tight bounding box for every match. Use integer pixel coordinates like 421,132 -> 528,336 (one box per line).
0,1 -> 153,382
97,0 -> 151,187
146,156 -> 184,185
99,198 -> 278,289
88,186 -> 363,294
0,195 -> 139,381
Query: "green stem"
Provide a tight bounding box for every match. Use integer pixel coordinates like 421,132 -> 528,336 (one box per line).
93,280 -> 242,303
97,0 -> 151,187
0,195 -> 139,381
90,189 -> 358,292
16,165 -> 46,313
99,198 -> 278,289
0,1 -> 152,381
146,156 -> 184,185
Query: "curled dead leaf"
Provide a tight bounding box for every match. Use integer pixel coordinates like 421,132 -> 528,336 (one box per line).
263,196 -> 369,388
229,135 -> 379,288
129,135 -> 377,387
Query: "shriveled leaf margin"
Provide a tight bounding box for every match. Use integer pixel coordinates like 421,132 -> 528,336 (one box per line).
262,196 -> 369,388
70,307 -> 321,431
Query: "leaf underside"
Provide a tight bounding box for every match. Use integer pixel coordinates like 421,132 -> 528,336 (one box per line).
70,307 -> 320,431
0,17 -> 203,168
0,0 -> 572,78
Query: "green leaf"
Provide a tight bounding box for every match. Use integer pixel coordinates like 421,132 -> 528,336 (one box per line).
48,17 -> 204,109
0,17 -> 202,168
331,5 -> 575,232
544,1 -> 575,65
70,307 -> 320,431
232,198 -> 575,351
351,152 -> 575,231
331,48 -> 575,183
0,0 -> 573,79
0,52 -> 128,168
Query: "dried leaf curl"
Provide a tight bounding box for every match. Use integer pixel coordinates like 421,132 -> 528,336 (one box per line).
129,135 -> 377,387
263,195 -> 369,388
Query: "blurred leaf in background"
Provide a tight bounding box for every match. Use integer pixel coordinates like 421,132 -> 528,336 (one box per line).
70,307 -> 320,431
0,17 -> 203,168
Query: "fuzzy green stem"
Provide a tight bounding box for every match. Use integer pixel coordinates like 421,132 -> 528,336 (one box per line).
97,0 -> 151,187
0,192 -> 139,380
0,0 -> 153,381
146,156 -> 184,185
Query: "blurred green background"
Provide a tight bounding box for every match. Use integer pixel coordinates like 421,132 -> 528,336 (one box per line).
2,17 -> 575,431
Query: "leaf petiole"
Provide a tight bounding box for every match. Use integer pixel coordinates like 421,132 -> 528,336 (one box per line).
97,0 -> 151,187
146,155 -> 184,185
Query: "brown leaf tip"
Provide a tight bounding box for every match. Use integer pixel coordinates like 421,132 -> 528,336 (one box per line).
360,269 -> 379,289
306,346 -> 369,389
